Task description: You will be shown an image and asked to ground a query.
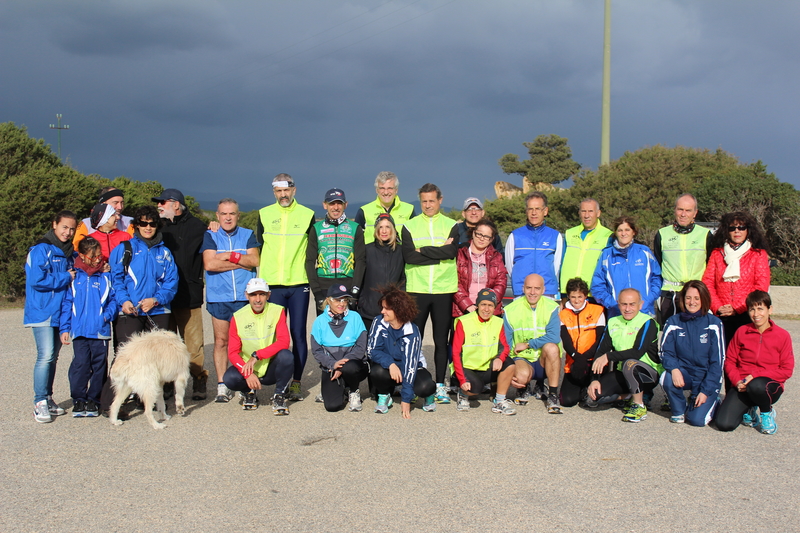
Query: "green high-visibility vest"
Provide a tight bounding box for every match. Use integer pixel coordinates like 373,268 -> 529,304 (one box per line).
560,223 -> 613,294
258,200 -> 313,286
360,196 -> 415,244
658,225 -> 710,291
455,312 -> 504,371
503,295 -> 560,363
233,302 -> 285,378
606,311 -> 662,373
404,212 -> 457,294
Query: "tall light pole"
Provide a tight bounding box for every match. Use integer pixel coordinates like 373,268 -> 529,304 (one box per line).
49,114 -> 70,160
600,0 -> 611,166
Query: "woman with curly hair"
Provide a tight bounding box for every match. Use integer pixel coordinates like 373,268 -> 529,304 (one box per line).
701,211 -> 770,345
366,285 -> 436,418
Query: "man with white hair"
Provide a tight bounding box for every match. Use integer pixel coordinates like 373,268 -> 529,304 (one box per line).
354,171 -> 415,243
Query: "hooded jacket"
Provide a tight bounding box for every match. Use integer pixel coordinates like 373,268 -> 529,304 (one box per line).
59,269 -> 118,340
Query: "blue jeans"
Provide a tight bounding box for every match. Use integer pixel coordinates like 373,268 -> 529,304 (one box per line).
32,326 -> 62,403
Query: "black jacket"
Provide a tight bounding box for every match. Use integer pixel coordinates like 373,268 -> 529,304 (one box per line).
358,241 -> 406,322
161,210 -> 206,308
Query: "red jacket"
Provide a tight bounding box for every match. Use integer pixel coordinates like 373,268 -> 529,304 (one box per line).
701,247 -> 770,315
453,245 -> 507,317
90,228 -> 132,261
724,320 -> 794,386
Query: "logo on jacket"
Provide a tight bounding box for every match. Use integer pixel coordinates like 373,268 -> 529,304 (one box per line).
700,333 -> 708,344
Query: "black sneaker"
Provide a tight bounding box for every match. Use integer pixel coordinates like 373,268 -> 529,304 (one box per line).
163,382 -> 175,401
242,390 -> 259,410
72,400 -> 87,418
85,400 -> 100,417
272,394 -> 289,416
192,375 -> 208,401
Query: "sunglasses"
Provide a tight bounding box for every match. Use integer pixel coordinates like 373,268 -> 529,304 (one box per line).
728,225 -> 747,232
137,220 -> 159,228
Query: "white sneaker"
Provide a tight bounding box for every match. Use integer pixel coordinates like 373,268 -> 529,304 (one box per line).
34,400 -> 52,423
215,383 -> 234,403
348,390 -> 363,412
47,396 -> 65,416
456,391 -> 470,411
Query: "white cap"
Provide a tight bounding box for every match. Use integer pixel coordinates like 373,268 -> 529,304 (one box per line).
245,278 -> 270,294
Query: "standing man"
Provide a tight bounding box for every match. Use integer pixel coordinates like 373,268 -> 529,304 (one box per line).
559,198 -> 612,295
354,171 -> 415,243
73,186 -> 134,249
506,191 -> 564,299
503,274 -> 563,413
224,278 -> 294,416
256,174 -> 315,402
306,188 -> 366,314
202,198 -> 260,403
401,183 -> 459,403
653,193 -> 712,324
152,188 -> 209,400
455,197 -> 504,257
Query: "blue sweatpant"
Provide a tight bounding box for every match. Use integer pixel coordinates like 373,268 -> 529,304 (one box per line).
660,370 -> 718,427
69,337 -> 109,404
222,349 -> 294,395
268,285 -> 310,381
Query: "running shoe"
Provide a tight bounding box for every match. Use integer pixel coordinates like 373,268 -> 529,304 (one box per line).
215,383 -> 234,403
514,386 -> 530,406
742,406 -> 759,427
375,394 -> 393,414
622,403 -> 647,423
348,390 -> 363,412
272,394 -> 289,416
660,398 -> 671,412
84,400 -> 100,417
33,400 -> 52,423
314,392 -> 324,403
243,390 -> 259,410
456,391 -> 470,411
531,380 -> 546,401
47,396 -> 65,416
546,393 -> 563,414
286,380 -> 304,401
759,409 -> 777,435
491,398 -> 517,416
422,395 -> 437,412
192,374 -> 208,401
669,414 -> 685,424
72,400 -> 87,418
642,390 -> 654,409
434,383 -> 451,404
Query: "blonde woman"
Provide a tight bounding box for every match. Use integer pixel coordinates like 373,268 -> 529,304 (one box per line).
357,213 -> 405,331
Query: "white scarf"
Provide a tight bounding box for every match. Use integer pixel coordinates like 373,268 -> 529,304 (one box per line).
722,240 -> 751,282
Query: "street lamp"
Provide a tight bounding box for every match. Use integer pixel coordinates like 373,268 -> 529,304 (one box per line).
49,114 -> 70,160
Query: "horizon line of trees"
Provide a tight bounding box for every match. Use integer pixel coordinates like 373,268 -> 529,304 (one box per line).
3,123 -> 799,297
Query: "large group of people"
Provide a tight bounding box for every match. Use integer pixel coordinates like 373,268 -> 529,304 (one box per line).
24,175 -> 794,434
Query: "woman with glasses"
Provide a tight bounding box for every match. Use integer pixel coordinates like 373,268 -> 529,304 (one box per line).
702,211 -> 770,345
453,218 -> 507,318
109,205 -> 178,340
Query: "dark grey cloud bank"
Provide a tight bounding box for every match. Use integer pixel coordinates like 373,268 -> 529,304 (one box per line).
2,1 -> 798,212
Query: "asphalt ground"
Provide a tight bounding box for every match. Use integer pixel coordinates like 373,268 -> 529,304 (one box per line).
2,305 -> 799,532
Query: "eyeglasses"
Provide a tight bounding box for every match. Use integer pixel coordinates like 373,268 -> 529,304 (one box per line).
473,231 -> 492,240
137,220 -> 159,228
464,207 -> 482,213
728,225 -> 748,232
527,207 -> 546,213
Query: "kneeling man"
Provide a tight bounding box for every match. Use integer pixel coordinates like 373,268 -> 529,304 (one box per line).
224,278 -> 294,415
587,288 -> 661,423
503,274 -> 562,413
452,289 -> 516,415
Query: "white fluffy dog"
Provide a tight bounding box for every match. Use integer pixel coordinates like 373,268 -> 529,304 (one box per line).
108,329 -> 190,429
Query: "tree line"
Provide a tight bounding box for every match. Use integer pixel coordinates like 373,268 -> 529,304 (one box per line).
3,124 -> 799,298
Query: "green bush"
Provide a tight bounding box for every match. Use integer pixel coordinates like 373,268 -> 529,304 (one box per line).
770,265 -> 800,287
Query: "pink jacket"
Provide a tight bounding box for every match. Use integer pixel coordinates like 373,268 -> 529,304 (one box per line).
725,321 -> 794,386
701,248 -> 770,315
453,245 -> 506,317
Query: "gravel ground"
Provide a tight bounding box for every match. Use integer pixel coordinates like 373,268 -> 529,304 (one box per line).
2,305 -> 798,532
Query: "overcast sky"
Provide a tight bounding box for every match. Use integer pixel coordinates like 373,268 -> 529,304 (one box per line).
3,0 -> 798,212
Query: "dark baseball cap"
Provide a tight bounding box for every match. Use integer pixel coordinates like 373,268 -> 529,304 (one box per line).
151,188 -> 186,205
327,284 -> 352,299
324,188 -> 346,203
